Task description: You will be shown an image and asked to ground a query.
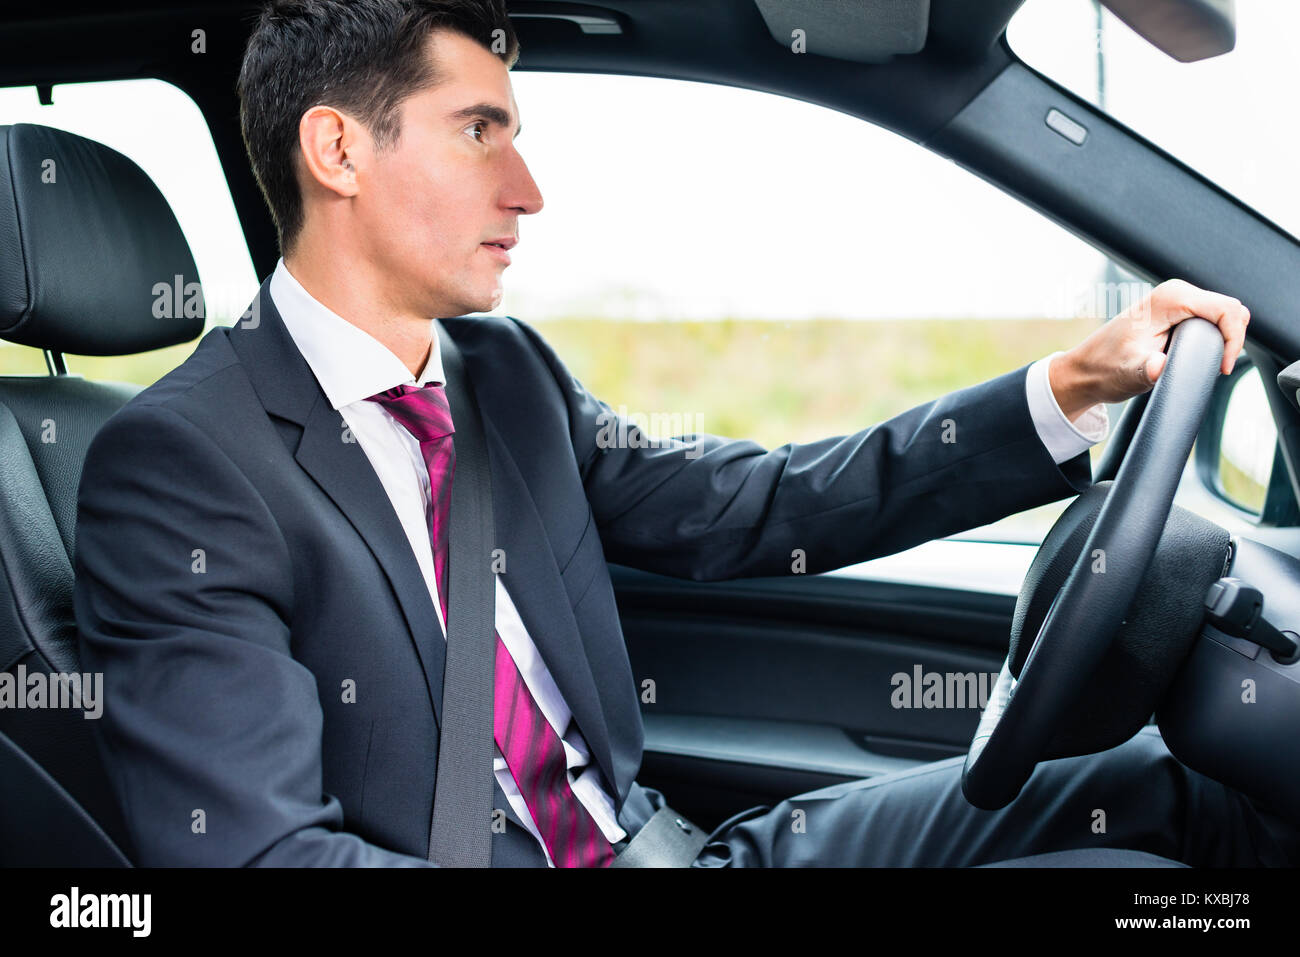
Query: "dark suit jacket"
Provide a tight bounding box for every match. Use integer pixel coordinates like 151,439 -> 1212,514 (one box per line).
72,276 -> 1093,866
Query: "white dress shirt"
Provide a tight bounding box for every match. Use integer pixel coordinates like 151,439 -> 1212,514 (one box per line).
268,257 -> 1108,863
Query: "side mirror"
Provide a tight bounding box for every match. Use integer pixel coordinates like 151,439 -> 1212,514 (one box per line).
1194,357 -> 1280,518
1100,0 -> 1236,62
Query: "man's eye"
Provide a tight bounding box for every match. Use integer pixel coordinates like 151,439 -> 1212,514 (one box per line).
467,122 -> 486,141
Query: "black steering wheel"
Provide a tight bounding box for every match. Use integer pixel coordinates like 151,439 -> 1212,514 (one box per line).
961,316 -> 1226,810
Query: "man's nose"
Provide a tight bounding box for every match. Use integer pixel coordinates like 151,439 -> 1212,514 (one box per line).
504,150 -> 544,216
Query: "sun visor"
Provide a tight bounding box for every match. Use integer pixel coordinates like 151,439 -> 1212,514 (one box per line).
752,0 -> 931,62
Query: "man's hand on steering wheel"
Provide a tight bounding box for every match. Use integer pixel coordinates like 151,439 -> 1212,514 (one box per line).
1048,278 -> 1252,421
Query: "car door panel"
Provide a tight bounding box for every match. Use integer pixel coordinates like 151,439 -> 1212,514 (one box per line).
613,540 -> 1030,828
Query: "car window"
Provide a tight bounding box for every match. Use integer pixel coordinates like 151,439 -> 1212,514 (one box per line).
1008,0 -> 1300,243
501,70 -> 1139,545
0,78 -> 258,383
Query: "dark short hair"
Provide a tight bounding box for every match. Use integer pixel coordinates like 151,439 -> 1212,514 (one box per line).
237,0 -> 519,257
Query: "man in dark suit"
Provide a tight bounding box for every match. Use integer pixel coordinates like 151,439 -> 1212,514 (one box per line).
75,0 -> 1276,867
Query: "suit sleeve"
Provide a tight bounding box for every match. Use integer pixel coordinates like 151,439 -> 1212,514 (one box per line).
73,403 -> 434,867
513,319 -> 1095,581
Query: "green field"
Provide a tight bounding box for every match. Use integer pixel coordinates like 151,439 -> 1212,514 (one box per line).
527,316 -> 1102,450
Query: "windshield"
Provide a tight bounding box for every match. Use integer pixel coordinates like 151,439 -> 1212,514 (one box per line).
1008,0 -> 1300,243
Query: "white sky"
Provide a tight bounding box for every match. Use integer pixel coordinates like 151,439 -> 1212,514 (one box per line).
0,0 -> 1293,324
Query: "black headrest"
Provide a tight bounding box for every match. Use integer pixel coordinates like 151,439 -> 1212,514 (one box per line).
0,123 -> 204,356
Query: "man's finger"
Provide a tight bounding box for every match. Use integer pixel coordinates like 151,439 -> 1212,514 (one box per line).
1164,282 -> 1250,375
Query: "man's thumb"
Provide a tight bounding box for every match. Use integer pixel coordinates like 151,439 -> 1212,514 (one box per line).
1142,351 -> 1167,386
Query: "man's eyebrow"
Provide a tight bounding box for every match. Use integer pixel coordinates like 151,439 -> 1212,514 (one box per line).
447,102 -> 522,139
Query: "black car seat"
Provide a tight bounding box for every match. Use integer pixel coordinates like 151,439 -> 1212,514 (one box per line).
0,122 -> 205,865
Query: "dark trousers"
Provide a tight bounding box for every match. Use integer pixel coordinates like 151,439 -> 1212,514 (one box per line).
691,726 -> 1300,867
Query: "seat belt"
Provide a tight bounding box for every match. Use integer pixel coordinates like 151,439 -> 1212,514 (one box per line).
429,321 -> 708,868
426,320 -> 496,867
610,805 -> 711,867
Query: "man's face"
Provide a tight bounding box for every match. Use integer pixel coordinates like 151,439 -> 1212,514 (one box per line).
354,28 -> 542,318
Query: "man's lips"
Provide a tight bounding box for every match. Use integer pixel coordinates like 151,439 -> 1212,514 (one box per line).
480,238 -> 515,264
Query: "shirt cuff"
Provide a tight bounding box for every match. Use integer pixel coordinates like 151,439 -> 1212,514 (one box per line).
1026,351 -> 1110,465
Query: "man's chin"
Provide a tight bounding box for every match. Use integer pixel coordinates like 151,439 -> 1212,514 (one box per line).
437,276 -> 504,318
439,294 -> 501,319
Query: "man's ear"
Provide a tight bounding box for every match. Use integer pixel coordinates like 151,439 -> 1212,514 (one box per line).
298,105 -> 361,197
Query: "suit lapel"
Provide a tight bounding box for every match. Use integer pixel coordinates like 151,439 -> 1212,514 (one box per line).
227,278 -> 446,726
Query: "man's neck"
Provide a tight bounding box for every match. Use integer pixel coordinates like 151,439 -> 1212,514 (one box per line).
282,251 -> 432,380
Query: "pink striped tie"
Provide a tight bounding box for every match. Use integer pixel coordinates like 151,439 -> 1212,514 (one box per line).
366,382 -> 615,868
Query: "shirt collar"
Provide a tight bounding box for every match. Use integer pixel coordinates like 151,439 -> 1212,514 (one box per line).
268,257 -> 445,411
